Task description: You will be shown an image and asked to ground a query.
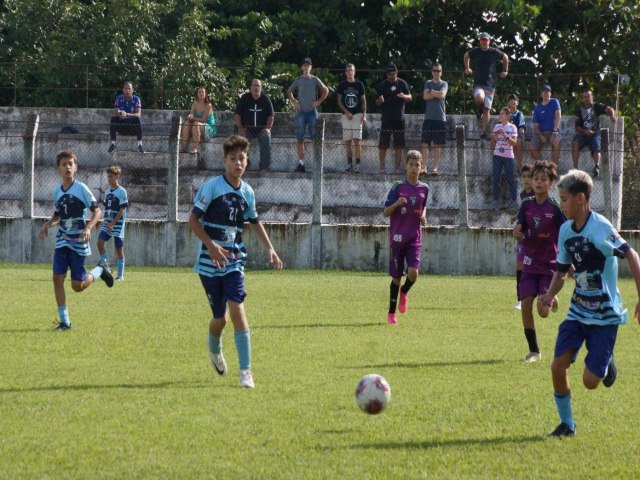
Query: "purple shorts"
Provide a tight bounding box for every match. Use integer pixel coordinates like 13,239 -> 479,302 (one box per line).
515,241 -> 525,263
554,320 -> 618,378
389,242 -> 421,278
98,230 -> 124,248
52,247 -> 88,281
519,271 -> 552,300
199,271 -> 246,318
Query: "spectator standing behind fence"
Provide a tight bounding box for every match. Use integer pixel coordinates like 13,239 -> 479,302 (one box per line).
235,79 -> 275,172
336,63 -> 367,173
181,86 -> 216,155
377,64 -> 412,174
490,107 -> 519,208
571,89 -> 617,179
287,57 -> 329,173
529,84 -> 561,166
508,94 -> 526,172
108,81 -> 144,154
421,62 -> 447,177
463,32 -> 509,140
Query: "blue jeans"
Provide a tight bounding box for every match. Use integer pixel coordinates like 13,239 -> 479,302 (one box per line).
492,155 -> 517,201
296,110 -> 318,141
245,128 -> 271,169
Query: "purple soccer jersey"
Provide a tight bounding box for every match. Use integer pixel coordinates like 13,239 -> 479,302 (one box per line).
385,180 -> 429,245
517,196 -> 566,275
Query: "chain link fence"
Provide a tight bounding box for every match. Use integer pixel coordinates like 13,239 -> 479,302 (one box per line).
0,112 -> 627,229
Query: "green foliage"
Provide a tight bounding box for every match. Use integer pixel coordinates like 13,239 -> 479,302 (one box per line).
2,266 -> 640,478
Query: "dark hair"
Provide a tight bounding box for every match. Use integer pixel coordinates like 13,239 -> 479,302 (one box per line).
56,149 -> 78,167
223,135 -> 250,156
557,169 -> 593,201
123,81 -> 133,89
520,164 -> 532,174
195,86 -> 211,104
508,93 -> 519,102
531,160 -> 558,183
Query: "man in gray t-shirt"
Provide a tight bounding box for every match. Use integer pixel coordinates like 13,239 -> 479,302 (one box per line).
287,57 -> 329,172
421,63 -> 448,176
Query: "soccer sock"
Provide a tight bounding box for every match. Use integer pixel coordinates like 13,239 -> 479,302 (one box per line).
117,259 -> 125,277
208,332 -> 222,354
234,330 -> 251,370
524,328 -> 539,353
554,391 -> 575,430
138,140 -> 143,146
299,160 -> 304,166
90,265 -> 104,282
389,281 -> 400,314
58,306 -> 70,326
100,252 -> 109,262
516,270 -> 522,301
401,278 -> 415,294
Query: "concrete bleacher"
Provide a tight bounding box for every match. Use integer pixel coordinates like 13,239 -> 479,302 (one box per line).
0,107 -> 624,227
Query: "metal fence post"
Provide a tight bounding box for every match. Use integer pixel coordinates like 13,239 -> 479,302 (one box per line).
165,115 -> 181,266
600,128 -> 612,221
312,117 -> 325,269
456,125 -> 468,227
23,113 -> 39,219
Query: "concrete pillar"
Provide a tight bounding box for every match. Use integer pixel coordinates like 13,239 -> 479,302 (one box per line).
456,125 -> 468,227
312,117 -> 325,268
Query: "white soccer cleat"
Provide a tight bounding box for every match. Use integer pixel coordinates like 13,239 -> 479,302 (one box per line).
524,351 -> 541,363
239,369 -> 255,388
514,300 -> 522,310
209,351 -> 227,376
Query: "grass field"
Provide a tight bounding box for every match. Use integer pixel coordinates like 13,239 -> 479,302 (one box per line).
1,264 -> 640,479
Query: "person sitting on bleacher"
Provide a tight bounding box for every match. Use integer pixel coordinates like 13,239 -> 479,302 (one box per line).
108,81 -> 144,154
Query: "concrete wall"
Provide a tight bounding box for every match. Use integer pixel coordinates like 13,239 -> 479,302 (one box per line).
2,217 -> 639,277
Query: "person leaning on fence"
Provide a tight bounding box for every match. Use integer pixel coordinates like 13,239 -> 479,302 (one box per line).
377,63 -> 412,174
336,63 -> 367,173
235,79 -> 274,172
109,81 -> 144,154
181,86 -> 217,155
463,32 -> 509,140
507,94 -> 526,172
421,62 -> 447,177
529,84 -> 561,166
571,89 -> 617,179
287,57 -> 329,173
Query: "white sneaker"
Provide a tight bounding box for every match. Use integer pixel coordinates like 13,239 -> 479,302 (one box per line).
209,351 -> 227,376
114,276 -> 125,282
239,369 -> 255,388
524,351 -> 542,363
514,300 -> 522,310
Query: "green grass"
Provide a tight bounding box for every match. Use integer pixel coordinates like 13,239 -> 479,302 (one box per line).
2,265 -> 640,479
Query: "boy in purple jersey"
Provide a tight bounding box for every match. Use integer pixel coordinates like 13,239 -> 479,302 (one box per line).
513,161 -> 566,361
383,150 -> 428,324
512,164 -> 534,310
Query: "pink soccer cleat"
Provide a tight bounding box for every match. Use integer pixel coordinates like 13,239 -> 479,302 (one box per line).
387,313 -> 397,325
398,291 -> 408,314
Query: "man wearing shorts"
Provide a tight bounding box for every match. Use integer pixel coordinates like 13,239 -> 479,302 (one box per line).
336,63 -> 367,173
421,62 -> 448,176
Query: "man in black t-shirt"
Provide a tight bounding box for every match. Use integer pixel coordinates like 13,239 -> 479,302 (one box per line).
463,32 -> 509,139
376,64 -> 412,173
336,63 -> 367,172
235,79 -> 275,171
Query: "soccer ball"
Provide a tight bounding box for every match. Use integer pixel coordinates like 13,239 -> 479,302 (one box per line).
355,374 -> 391,414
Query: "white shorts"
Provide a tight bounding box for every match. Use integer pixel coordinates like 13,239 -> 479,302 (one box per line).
473,85 -> 495,110
341,113 -> 363,141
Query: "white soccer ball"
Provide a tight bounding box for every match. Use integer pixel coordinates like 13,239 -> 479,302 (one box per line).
355,374 -> 391,414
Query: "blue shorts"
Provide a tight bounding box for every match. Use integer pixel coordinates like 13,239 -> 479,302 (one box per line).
421,119 -> 446,145
389,242 -> 421,278
53,247 -> 88,281
554,320 -> 618,378
296,110 -> 318,141
573,133 -> 601,152
199,271 -> 247,318
98,230 -> 124,248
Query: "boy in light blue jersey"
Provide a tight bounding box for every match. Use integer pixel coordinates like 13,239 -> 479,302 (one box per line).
97,165 -> 128,281
539,169 -> 640,437
188,135 -> 283,388
38,150 -> 114,331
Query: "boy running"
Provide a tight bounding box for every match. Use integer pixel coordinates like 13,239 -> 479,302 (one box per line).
97,166 -> 128,281
383,150 -> 429,324
188,135 -> 283,388
539,169 -> 640,437
38,149 -> 114,331
513,160 -> 566,362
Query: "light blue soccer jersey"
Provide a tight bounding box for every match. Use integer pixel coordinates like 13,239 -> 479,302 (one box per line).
100,185 -> 128,238
557,211 -> 630,325
192,175 -> 258,277
53,180 -> 98,256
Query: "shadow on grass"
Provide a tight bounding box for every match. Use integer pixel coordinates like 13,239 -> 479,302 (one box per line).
0,327 -> 47,333
342,359 -> 506,369
0,381 -> 209,394
253,322 -> 384,329
344,434 -> 545,450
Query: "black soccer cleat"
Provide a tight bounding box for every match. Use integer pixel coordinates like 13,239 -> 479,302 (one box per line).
98,259 -> 114,288
549,422 -> 576,438
603,356 -> 617,388
54,322 -> 72,332
592,165 -> 600,178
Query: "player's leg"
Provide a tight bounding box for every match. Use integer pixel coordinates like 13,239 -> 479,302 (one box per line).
387,244 -> 405,324
200,274 -> 229,376
420,120 -> 430,174
432,144 -> 442,175
352,138 -> 361,172
550,320 -> 582,436
473,85 -> 485,123
97,230 -> 110,264
571,138 -> 581,168
520,272 -> 540,361
590,133 -> 602,178
114,237 -> 125,280
514,137 -> 523,173
480,90 -> 493,138
352,117 -> 362,172
71,252 -> 113,292
344,138 -> 353,171
180,118 -> 192,152
257,128 -> 272,171
393,125 -> 405,172
295,112 -> 306,170
582,324 -> 618,389
190,121 -> 203,153
551,135 -> 560,165
399,244 -> 421,314
528,136 -> 542,161
223,272 -> 253,387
